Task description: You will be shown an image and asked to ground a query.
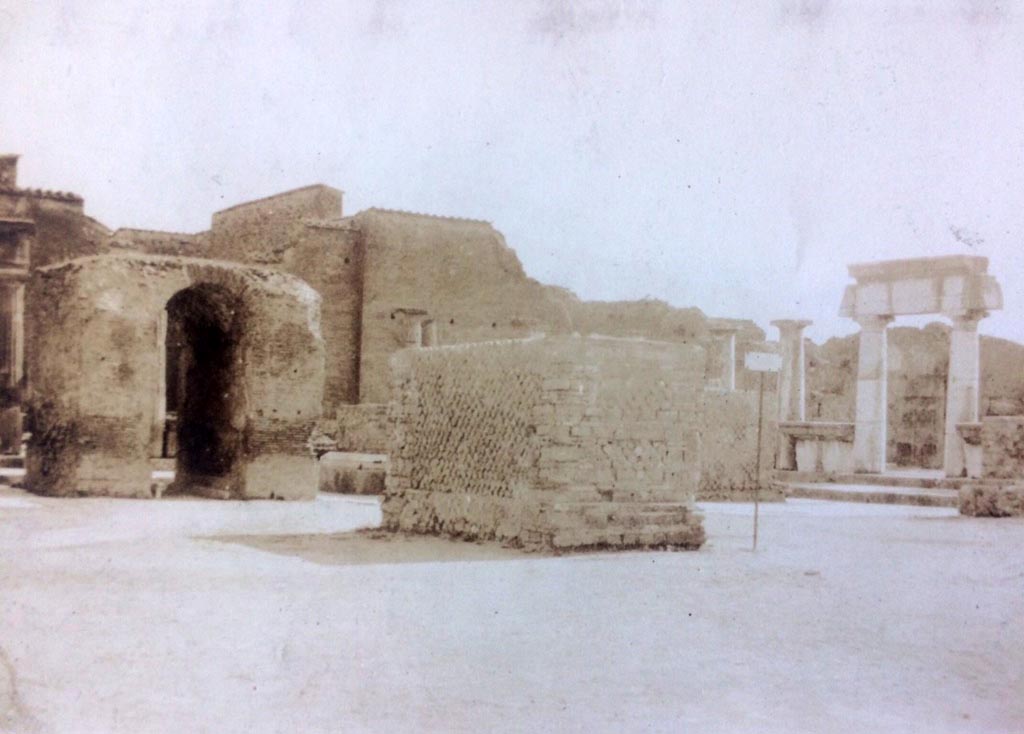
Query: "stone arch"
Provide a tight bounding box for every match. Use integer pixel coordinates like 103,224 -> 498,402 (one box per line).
25,253 -> 325,499
164,282 -> 248,494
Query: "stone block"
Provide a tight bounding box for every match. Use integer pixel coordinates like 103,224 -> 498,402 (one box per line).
318,452 -> 388,495
383,335 -> 706,551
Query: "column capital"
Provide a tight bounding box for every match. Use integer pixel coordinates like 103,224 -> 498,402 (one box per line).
771,319 -> 812,337
950,310 -> 987,330
853,314 -> 893,332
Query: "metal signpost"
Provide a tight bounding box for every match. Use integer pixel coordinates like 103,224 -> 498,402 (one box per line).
743,351 -> 782,551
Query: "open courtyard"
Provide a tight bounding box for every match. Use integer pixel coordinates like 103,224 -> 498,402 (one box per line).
1,488 -> 1021,733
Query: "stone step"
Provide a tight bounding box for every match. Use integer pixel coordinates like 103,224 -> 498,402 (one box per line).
550,524 -> 705,551
546,501 -> 697,530
0,455 -> 24,469
773,469 -> 972,491
775,481 -> 959,508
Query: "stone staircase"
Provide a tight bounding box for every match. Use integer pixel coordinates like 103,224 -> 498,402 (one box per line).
542,501 -> 706,550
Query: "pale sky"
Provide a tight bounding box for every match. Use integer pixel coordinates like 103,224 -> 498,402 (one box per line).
2,0 -> 1022,344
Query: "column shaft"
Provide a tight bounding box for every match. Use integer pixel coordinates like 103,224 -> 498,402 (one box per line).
852,316 -> 891,473
943,313 -> 982,477
771,320 -> 811,470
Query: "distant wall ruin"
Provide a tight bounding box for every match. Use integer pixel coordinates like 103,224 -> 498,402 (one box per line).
383,336 -> 706,551
697,389 -> 779,501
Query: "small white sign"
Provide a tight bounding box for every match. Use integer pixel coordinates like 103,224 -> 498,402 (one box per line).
744,351 -> 782,373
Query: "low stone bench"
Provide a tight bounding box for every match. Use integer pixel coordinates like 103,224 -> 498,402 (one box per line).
318,452 -> 388,495
778,421 -> 855,475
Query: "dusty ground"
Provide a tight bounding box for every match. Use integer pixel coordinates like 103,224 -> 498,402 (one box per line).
1,488 -> 1021,734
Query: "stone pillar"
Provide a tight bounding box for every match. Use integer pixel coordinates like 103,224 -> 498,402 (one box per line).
943,311 -> 984,477
0,282 -> 24,454
709,327 -> 737,391
405,319 -> 423,348
772,320 -> 811,422
771,320 -> 811,470
852,315 -> 892,473
0,155 -> 18,189
421,320 -> 438,347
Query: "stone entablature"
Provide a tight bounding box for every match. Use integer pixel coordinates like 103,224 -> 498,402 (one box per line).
838,255 -> 1003,477
840,255 -> 1002,319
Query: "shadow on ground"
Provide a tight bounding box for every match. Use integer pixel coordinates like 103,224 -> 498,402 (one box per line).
206,528 -> 536,566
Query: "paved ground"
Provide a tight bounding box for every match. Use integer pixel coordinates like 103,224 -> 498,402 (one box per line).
1,488 -> 1022,733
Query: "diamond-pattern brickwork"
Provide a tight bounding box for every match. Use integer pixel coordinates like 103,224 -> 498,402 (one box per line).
383,336 -> 707,551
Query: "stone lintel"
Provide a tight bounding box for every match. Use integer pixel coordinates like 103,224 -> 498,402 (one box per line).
0,218 -> 36,234
839,255 -> 1002,319
848,255 -> 989,281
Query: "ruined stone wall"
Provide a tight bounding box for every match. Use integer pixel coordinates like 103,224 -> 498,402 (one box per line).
329,403 -> 390,453
697,389 -> 779,501
568,298 -> 709,342
355,209 -> 575,403
206,185 -> 343,265
979,416 -> 1024,480
109,228 -> 206,258
25,253 -> 324,499
0,191 -> 101,268
383,336 -> 705,551
957,416 -> 1024,517
281,222 -> 363,407
192,189 -> 360,409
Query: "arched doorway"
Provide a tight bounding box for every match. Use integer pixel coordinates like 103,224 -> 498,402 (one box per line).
165,283 -> 246,492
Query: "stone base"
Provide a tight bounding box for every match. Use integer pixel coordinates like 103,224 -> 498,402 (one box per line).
0,407 -> 22,454
242,455 -> 317,500
382,489 -> 705,552
318,452 -> 387,495
26,452 -> 153,498
958,483 -> 1024,517
696,485 -> 786,502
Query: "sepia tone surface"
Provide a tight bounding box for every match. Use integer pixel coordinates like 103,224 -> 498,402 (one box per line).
3,3 -> 1024,733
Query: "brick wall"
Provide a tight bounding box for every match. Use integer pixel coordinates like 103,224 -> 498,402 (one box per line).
206,185 -> 343,264
383,336 -> 706,551
330,403 -> 391,453
281,222 -> 363,407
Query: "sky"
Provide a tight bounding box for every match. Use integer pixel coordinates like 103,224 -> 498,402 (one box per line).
2,0 -> 1022,344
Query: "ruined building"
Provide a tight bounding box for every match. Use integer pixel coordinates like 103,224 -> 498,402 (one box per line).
2,153 -> 770,484
10,151 -> 1021,536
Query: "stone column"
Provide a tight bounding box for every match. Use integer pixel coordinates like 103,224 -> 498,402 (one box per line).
709,327 -> 737,391
771,319 -> 811,470
405,319 -> 423,348
943,311 -> 984,477
421,320 -> 438,347
852,315 -> 892,473
772,320 -> 811,422
0,282 -> 23,453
